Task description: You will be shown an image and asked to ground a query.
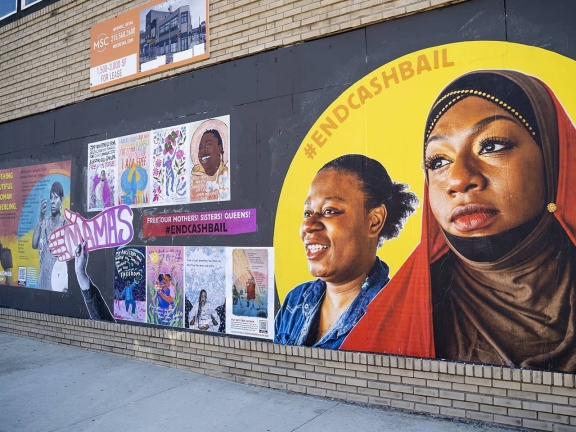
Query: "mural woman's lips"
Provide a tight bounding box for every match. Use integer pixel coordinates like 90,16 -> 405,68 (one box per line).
450,204 -> 500,232
304,243 -> 329,260
200,155 -> 210,163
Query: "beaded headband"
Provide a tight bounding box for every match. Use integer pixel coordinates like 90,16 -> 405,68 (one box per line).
424,73 -> 541,148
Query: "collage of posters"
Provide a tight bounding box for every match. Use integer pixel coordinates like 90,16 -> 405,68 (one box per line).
113,245 -> 274,339
87,115 -> 230,212
0,161 -> 71,290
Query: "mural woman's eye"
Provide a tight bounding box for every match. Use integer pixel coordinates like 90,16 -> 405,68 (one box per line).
424,155 -> 451,171
478,137 -> 513,155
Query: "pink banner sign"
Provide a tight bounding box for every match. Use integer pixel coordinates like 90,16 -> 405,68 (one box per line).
142,208 -> 257,238
48,205 -> 134,261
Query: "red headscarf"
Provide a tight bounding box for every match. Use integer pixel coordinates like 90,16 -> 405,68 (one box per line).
341,75 -> 576,357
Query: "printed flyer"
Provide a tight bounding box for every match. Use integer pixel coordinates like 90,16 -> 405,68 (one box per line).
0,161 -> 71,290
87,139 -> 117,212
118,132 -> 150,206
184,246 -> 226,332
146,246 -> 184,327
114,246 -> 147,322
226,247 -> 274,339
151,125 -> 189,205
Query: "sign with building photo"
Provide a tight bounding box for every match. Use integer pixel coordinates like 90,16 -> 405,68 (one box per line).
89,0 -> 208,91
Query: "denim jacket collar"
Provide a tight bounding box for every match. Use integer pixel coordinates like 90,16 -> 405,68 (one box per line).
299,257 -> 390,346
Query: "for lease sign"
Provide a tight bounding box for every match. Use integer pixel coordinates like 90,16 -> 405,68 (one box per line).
90,0 -> 209,92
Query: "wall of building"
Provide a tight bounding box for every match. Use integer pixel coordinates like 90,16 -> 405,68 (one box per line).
0,0 -> 464,123
2,1 -> 576,429
2,308 -> 576,431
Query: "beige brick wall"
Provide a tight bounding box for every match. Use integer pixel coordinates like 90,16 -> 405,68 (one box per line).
0,0 -> 467,123
1,308 -> 575,431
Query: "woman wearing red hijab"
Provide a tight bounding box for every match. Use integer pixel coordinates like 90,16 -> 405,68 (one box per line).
342,70 -> 576,372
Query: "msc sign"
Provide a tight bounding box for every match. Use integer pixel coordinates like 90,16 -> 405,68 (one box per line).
94,33 -> 109,52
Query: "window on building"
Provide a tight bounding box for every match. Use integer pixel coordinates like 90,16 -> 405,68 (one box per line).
181,11 -> 188,24
21,0 -> 42,10
170,16 -> 178,30
181,37 -> 188,51
0,0 -> 17,20
2,0 -> 54,24
151,26 -> 156,38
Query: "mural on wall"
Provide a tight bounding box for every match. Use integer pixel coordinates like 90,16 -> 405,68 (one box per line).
118,132 -> 150,206
86,115 -> 231,211
146,246 -> 185,327
274,42 -> 576,372
226,248 -> 274,340
88,139 -> 117,212
184,246 -> 226,332
114,246 -> 146,322
0,161 -> 71,290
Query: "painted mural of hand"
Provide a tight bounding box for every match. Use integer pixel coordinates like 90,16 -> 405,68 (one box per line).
48,208 -> 86,262
74,240 -> 90,292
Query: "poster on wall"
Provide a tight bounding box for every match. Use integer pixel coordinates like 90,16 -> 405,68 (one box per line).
89,0 -> 209,91
151,124 -> 188,204
184,246 -> 226,332
0,161 -> 71,290
87,139 -> 117,212
273,41 -> 576,372
86,115 -> 231,211
189,116 -> 230,203
114,246 -> 147,322
146,246 -> 184,327
226,247 -> 274,340
118,132 -> 150,206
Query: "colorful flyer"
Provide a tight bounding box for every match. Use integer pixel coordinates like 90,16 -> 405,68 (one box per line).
189,115 -> 231,203
226,247 -> 274,340
151,125 -> 189,205
184,246 -> 226,333
0,161 -> 72,290
114,246 -> 147,322
146,246 -> 184,327
118,132 -> 150,206
87,139 -> 118,212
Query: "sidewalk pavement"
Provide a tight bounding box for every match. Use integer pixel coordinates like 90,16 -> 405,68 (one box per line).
0,333 -> 521,432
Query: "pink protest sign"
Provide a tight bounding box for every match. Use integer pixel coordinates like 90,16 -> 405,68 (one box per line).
142,208 -> 256,238
48,205 -> 134,261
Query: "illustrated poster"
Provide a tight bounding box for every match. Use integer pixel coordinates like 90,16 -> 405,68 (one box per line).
118,132 -> 150,206
184,247 -> 226,333
114,246 -> 146,322
0,161 -> 71,290
151,125 -> 188,204
146,246 -> 184,327
226,247 -> 274,339
87,139 -> 117,212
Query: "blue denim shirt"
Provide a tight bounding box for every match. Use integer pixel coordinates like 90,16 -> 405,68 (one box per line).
274,258 -> 390,349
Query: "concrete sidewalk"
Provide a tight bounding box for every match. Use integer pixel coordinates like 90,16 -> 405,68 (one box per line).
0,333 -> 520,432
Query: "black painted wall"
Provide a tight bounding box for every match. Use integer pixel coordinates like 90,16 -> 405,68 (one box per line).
0,0 -> 574,321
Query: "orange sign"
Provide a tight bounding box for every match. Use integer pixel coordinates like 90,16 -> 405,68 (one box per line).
90,0 -> 209,91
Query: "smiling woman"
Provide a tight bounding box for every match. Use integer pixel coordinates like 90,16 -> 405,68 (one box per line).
342,70 -> 576,371
274,154 -> 418,349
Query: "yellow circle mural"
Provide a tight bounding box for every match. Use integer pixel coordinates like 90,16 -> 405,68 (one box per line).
274,41 -> 576,303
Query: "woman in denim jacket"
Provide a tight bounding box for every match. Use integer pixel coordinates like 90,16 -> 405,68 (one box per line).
274,154 -> 418,349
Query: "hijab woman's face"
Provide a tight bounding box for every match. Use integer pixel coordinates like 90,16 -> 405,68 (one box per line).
300,169 -> 382,285
425,96 -> 546,237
